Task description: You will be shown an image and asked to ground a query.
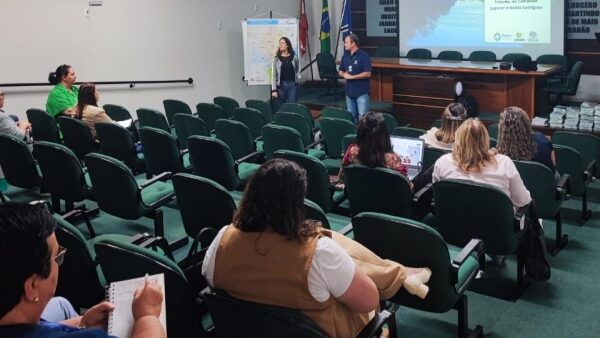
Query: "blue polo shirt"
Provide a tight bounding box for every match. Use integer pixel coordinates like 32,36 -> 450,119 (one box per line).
0,320 -> 113,338
339,49 -> 372,98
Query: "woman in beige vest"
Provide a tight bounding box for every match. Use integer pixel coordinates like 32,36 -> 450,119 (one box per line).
76,83 -> 113,140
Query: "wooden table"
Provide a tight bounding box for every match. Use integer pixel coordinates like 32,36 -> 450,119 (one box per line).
370,58 -> 560,128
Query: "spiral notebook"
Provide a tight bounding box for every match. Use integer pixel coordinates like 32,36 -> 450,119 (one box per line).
106,273 -> 167,338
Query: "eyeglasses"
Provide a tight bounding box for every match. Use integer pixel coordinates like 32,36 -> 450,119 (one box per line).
51,246 -> 67,266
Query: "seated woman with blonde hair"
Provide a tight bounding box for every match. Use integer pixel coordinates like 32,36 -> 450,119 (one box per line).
420,102 -> 467,150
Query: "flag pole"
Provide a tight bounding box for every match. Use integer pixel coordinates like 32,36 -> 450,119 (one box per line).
334,0 -> 346,61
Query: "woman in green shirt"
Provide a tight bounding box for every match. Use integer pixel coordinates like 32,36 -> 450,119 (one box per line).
46,64 -> 78,117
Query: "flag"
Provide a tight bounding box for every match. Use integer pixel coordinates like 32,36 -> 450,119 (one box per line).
299,0 -> 308,56
340,0 -> 352,39
320,0 -> 330,53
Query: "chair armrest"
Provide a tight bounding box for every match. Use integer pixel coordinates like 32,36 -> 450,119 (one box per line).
136,235 -> 175,261
356,308 -> 396,338
584,159 -> 597,182
514,202 -> 530,221
556,173 -> 571,199
234,152 -> 261,170
451,239 -> 485,294
337,223 -> 354,236
129,232 -> 152,245
254,135 -> 263,143
306,138 -> 325,150
140,171 -> 173,189
412,183 -> 432,203
61,208 -> 84,222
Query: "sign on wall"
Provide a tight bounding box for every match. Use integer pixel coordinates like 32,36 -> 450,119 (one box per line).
567,0 -> 600,39
367,0 -> 398,37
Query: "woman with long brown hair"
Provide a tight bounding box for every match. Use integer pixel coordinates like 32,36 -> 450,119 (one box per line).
420,102 -> 467,150
76,83 -> 113,140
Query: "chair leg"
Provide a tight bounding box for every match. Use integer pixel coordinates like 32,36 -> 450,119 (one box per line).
153,209 -> 165,238
551,211 -> 568,256
581,190 -> 592,224
453,295 -> 483,338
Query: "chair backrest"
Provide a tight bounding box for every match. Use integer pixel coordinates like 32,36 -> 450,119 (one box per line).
274,112 -> 314,146
374,46 -> 400,58
553,131 -> 600,177
136,108 -> 170,133
33,142 -> 88,202
353,212 -> 460,312
0,134 -> 42,188
163,99 -> 193,126
468,51 -> 497,62
422,147 -> 449,170
501,53 -> 530,63
93,235 -> 198,338
205,290 -> 325,338
139,126 -> 185,177
233,107 -> 268,140
381,113 -> 398,131
173,113 -> 208,150
316,52 -> 337,79
187,135 -> 239,190
433,179 -> 518,255
261,124 -> 305,158
437,51 -> 463,61
95,122 -> 141,174
103,104 -> 133,122
431,119 -> 442,128
565,61 -> 584,94
321,107 -> 354,122
536,54 -> 568,76
319,118 -> 357,159
279,103 -> 313,126
303,199 -> 331,230
246,99 -> 274,122
172,173 -> 236,237
487,123 -> 499,140
26,108 -> 60,143
214,119 -> 255,160
344,164 -> 413,217
273,150 -> 334,212
54,214 -> 105,310
341,134 -> 357,155
214,96 -> 240,119
85,152 -> 143,219
406,48 -> 432,59
514,160 -> 561,218
57,116 -> 97,159
196,103 -> 227,131
391,126 -> 426,138
554,145 -> 587,196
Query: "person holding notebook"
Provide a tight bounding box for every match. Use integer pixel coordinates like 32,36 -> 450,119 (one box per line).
0,203 -> 166,338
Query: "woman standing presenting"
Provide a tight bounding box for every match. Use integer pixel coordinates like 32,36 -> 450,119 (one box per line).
271,37 -> 300,110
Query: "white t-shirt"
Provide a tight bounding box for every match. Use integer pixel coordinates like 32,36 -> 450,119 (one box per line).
202,226 -> 356,302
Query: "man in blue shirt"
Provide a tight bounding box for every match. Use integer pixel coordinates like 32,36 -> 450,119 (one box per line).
338,34 -> 372,124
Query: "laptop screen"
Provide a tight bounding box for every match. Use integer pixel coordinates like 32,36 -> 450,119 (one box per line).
390,136 -> 424,168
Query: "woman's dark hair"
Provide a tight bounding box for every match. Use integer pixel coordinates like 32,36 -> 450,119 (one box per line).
48,64 -> 71,85
356,112 -> 393,168
0,203 -> 57,319
76,83 -> 98,119
276,37 -> 295,58
233,159 -> 318,242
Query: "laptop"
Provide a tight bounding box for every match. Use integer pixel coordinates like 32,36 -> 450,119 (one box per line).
389,136 -> 425,180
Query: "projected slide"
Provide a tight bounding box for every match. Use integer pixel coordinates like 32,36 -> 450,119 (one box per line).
485,0 -> 550,44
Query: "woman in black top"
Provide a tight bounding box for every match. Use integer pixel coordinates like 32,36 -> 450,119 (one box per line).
271,37 -> 300,110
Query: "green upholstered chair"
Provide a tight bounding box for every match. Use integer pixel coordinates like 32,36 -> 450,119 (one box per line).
554,145 -> 595,223
274,112 -> 325,159
321,107 -> 354,123
352,212 -> 484,338
138,127 -> 191,177
103,104 -> 133,122
382,113 -> 398,131
172,173 -> 237,238
374,46 -> 400,58
84,152 -> 176,240
136,108 -> 171,133
501,53 -> 530,63
187,135 -> 259,191
423,147 -> 450,170
432,179 -> 530,293
0,134 -> 43,203
205,289 -> 395,338
468,51 -> 496,62
163,99 -> 193,126
33,142 -> 95,216
303,199 -> 352,235
173,113 -> 208,150
543,61 -> 584,105
26,108 -> 61,143
432,119 -> 442,128
214,96 -> 240,119
273,150 -> 345,214
553,131 -> 600,177
487,124 -> 499,140
536,54 -> 569,76
406,48 -> 432,59
391,126 -> 426,138
196,102 -> 228,132
53,212 -> 106,311
93,235 -> 203,338
232,107 -> 268,140
95,122 -> 146,176
341,134 -> 357,156
261,124 -> 325,160
279,103 -> 313,126
319,117 -> 357,173
214,119 -> 259,161
343,164 -> 414,218
515,160 -> 570,255
57,116 -> 98,160
489,137 -> 497,148
245,99 -> 274,122
316,52 -> 344,100
438,51 -> 464,61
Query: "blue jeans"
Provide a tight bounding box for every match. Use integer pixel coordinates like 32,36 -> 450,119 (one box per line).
41,297 -> 79,321
273,81 -> 298,112
346,94 -> 370,124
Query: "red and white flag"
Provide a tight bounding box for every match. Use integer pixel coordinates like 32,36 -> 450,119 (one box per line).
299,0 -> 308,56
